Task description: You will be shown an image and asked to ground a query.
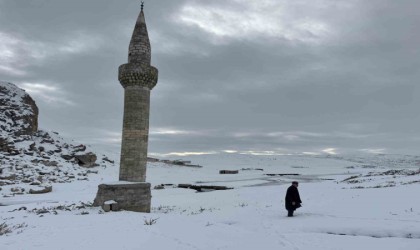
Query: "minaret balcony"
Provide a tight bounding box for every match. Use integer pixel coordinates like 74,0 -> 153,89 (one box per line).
118,63 -> 158,89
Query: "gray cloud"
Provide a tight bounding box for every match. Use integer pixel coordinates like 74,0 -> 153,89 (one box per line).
0,0 -> 419,155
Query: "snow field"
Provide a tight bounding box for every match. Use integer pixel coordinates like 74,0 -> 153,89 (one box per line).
1,153 -> 419,250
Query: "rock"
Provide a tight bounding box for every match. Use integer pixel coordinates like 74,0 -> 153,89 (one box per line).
60,154 -> 73,161
0,173 -> 16,180
0,138 -> 9,152
178,183 -> 191,189
265,173 -> 300,176
241,168 -> 264,171
75,153 -> 97,167
38,170 -> 52,175
160,159 -> 202,168
219,170 -> 239,174
11,186 -> 25,194
40,160 -> 58,167
40,138 -> 54,144
35,208 -> 50,214
102,157 -> 114,164
147,157 -> 159,162
154,185 -> 164,190
29,185 -> 52,194
47,176 -> 57,182
6,150 -> 19,156
73,144 -> 86,153
30,180 -> 42,185
178,184 -> 233,192
21,178 -> 32,183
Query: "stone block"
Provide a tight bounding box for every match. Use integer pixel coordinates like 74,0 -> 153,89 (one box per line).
102,200 -> 119,212
103,203 -> 111,212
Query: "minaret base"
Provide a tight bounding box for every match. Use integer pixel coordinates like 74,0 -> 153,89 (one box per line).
93,182 -> 151,212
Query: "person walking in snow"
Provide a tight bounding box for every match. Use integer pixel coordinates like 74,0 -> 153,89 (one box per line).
285,181 -> 302,217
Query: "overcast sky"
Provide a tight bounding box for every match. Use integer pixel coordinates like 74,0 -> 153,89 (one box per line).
1,0 -> 419,156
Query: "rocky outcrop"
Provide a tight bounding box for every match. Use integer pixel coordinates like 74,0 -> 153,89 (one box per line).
0,81 -> 38,155
0,81 -> 115,197
0,81 -> 38,137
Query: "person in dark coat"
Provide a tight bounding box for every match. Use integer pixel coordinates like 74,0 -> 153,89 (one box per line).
285,181 -> 302,217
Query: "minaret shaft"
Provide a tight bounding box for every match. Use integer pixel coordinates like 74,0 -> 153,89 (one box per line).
119,86 -> 150,182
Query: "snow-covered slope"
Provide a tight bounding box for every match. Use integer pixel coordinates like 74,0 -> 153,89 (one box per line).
0,81 -> 116,197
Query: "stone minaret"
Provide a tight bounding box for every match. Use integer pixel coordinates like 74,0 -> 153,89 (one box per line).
93,4 -> 157,212
118,4 -> 158,182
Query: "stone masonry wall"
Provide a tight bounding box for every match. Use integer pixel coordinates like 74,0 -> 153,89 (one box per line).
93,182 -> 151,212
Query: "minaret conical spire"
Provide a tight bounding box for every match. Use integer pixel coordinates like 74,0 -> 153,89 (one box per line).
128,3 -> 151,65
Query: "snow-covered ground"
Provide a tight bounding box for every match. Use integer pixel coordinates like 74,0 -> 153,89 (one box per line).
1,151 -> 419,250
